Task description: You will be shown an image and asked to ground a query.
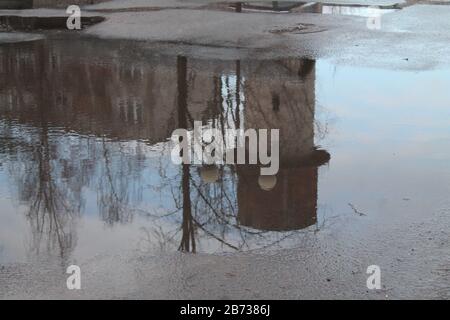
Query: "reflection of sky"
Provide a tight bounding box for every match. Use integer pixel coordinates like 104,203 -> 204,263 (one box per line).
81,151 -> 178,217
0,199 -> 28,263
2,59 -> 450,264
0,133 -> 306,262
316,60 -> 450,224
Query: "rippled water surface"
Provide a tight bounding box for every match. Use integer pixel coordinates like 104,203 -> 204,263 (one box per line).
1,38 -> 450,265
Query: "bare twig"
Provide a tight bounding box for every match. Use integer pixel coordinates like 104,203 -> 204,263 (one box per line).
348,203 -> 366,216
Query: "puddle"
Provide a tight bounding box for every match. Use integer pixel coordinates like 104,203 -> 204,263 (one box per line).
1,38 -> 450,265
320,4 -> 398,17
0,0 -> 400,33
0,0 -> 107,9
224,2 -> 399,16
230,2 -> 310,13
0,1 -> 105,31
0,15 -> 104,31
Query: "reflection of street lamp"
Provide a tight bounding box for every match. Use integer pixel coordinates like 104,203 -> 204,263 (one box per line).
258,175 -> 277,191
200,165 -> 219,183
0,0 -> 33,9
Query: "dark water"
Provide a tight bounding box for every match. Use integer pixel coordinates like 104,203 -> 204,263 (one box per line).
1,38 -> 450,264
0,1 -> 106,9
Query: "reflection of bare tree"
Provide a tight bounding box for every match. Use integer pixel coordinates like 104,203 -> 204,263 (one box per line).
10,43 -> 82,260
1,114 -> 82,261
177,56 -> 196,252
172,57 -> 331,252
151,56 -> 331,253
97,138 -> 139,226
1,38 -> 333,256
0,41 -> 145,260
26,125 -> 77,260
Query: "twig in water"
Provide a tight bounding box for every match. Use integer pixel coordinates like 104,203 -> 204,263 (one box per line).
348,203 -> 366,216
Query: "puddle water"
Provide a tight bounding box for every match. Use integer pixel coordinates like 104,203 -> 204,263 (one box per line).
0,0 -> 399,22
223,2 -> 398,16
0,0 -> 107,9
230,2 -> 310,13
1,38 -> 450,265
320,4 -> 397,17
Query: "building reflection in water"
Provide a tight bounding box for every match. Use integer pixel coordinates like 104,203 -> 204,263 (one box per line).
0,39 -> 330,258
236,58 -> 329,231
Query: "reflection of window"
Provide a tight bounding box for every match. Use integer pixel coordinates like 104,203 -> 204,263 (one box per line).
220,73 -> 245,131
272,93 -> 280,112
116,97 -> 143,123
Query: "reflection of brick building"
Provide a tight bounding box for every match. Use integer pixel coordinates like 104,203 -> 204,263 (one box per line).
237,166 -> 318,231
243,58 -> 317,164
0,40 -> 215,144
237,59 -> 330,231
0,38 -> 331,234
